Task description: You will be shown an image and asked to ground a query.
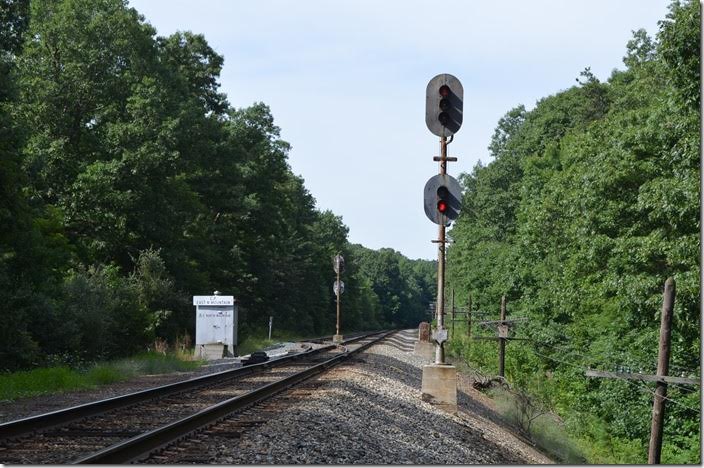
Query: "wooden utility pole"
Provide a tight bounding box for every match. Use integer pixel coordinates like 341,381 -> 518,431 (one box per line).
584,278 -> 691,464
451,288 -> 455,337
467,294 -> 472,338
648,277 -> 676,464
498,295 -> 506,377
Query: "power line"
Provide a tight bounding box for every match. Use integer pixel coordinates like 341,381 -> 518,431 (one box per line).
533,349 -> 700,412
532,338 -> 700,381
531,349 -> 592,372
626,379 -> 700,413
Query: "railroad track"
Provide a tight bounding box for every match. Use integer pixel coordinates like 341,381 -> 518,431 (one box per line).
0,330 -> 394,464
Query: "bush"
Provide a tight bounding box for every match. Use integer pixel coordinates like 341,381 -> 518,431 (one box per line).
0,351 -> 201,401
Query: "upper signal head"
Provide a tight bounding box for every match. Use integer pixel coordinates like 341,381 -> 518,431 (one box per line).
425,74 -> 463,137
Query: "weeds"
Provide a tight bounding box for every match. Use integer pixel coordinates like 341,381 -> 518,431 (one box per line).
489,386 -> 586,463
0,351 -> 202,401
236,329 -> 308,356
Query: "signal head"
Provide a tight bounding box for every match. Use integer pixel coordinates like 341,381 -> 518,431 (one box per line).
425,74 -> 464,137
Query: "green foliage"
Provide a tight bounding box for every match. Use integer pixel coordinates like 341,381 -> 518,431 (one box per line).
446,1 -> 700,462
0,0 -> 431,376
489,387 -> 586,464
119,351 -> 200,375
349,244 -> 435,328
0,352 -> 200,401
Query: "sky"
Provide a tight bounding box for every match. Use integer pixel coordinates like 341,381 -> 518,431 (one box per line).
129,0 -> 672,260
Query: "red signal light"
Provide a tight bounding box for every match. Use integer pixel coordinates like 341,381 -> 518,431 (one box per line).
437,200 -> 448,213
439,85 -> 450,97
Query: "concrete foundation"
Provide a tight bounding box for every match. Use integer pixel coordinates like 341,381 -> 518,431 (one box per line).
421,364 -> 457,413
332,334 -> 343,344
413,341 -> 435,361
198,343 -> 225,360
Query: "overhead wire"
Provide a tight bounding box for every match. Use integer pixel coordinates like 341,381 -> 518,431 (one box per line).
625,378 -> 700,413
531,348 -> 700,412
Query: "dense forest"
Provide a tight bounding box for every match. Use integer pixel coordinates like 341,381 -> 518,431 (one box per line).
0,0 -> 700,462
0,0 -> 435,372
445,0 -> 700,463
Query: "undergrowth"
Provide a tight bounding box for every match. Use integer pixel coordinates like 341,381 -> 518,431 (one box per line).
0,352 -> 201,401
236,329 -> 310,356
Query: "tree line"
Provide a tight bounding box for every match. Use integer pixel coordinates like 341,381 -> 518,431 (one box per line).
446,0 -> 699,462
0,0 -> 435,372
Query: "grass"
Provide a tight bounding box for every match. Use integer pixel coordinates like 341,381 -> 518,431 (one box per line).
236,330 -> 310,356
489,388 -> 586,463
0,352 -> 202,402
444,336 -> 586,464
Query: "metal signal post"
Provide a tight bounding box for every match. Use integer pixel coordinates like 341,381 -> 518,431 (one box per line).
333,254 -> 345,344
336,260 -> 341,337
435,135 -> 449,364
420,73 -> 463,411
424,73 -> 463,365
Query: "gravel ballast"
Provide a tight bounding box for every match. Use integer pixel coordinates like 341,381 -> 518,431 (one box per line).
160,330 -> 554,464
1,330 -> 553,464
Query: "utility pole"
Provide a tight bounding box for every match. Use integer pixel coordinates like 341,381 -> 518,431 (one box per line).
499,295 -> 506,378
583,278 -> 695,464
451,288 -> 455,337
467,293 -> 472,338
648,277 -> 675,464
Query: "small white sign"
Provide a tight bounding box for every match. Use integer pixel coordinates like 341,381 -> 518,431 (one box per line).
432,328 -> 448,344
193,295 -> 234,306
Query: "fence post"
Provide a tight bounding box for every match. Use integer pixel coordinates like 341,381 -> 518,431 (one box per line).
648,277 -> 676,464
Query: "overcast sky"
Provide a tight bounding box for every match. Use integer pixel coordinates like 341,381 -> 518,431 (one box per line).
129,0 -> 671,260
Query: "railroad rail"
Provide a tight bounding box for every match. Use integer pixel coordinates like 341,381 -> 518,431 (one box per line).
0,330 -> 394,464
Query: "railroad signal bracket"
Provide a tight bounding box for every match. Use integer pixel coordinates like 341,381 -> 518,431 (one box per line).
433,156 -> 458,162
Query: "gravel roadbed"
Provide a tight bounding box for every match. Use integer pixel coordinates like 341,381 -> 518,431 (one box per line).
1,331 -> 553,464
0,359 -> 246,424
162,330 -> 553,464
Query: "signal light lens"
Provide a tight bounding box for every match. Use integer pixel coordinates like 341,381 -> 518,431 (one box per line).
438,112 -> 450,125
437,200 -> 448,213
439,85 -> 450,97
439,98 -> 450,111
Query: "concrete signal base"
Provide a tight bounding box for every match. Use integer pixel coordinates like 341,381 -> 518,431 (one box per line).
421,364 -> 457,413
413,341 -> 435,361
332,334 -> 343,344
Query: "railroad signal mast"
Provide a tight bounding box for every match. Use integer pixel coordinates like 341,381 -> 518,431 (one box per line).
333,253 -> 345,344
423,74 -> 463,365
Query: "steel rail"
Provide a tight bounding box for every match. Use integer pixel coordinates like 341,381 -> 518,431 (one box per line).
0,331 -> 380,441
73,330 -> 396,464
